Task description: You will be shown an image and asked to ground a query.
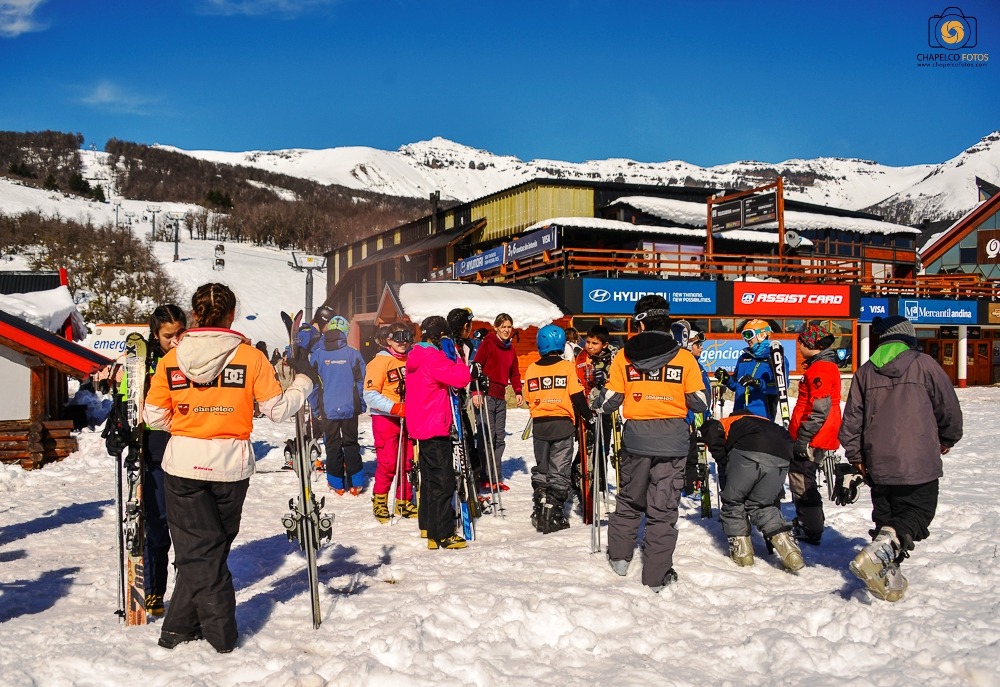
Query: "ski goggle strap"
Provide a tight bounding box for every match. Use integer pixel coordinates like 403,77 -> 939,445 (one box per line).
633,308 -> 671,324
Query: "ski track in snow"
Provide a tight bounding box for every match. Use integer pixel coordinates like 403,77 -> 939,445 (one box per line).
1,391 -> 1000,686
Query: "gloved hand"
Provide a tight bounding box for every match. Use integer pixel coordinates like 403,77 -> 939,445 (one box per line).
793,441 -> 811,462
737,374 -> 762,388
588,387 -> 603,411
390,402 -> 405,418
469,362 -> 490,389
714,368 -> 730,385
289,348 -> 320,386
833,463 -> 864,506
593,367 -> 608,389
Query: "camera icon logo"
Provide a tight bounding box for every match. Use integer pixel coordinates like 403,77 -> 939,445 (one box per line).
928,6 -> 977,50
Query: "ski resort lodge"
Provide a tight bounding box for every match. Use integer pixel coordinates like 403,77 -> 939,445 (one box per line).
321,177 -> 1000,388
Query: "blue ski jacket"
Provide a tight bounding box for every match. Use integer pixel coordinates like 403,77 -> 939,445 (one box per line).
724,346 -> 789,420
310,336 -> 366,421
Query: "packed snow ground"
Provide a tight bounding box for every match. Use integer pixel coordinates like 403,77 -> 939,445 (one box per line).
1,389 -> 999,686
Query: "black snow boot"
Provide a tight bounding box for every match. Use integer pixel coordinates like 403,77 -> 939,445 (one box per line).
530,487 -> 545,532
541,501 -> 570,535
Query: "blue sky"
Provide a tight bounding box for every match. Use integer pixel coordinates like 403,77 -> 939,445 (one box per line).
0,0 -> 998,166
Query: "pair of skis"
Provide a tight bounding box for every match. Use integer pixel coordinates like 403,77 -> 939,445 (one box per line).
450,391 -> 480,540
112,332 -> 148,626
280,311 -> 333,629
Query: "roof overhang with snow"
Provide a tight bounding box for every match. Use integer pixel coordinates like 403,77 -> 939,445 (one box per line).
397,282 -> 562,329
610,196 -> 920,236
524,216 -> 814,247
0,309 -> 112,378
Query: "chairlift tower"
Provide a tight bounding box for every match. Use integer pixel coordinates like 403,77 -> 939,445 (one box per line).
112,200 -> 122,228
288,252 -> 327,324
146,205 -> 161,242
167,211 -> 185,262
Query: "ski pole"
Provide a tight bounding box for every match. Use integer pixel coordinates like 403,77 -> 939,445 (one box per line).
388,418 -> 405,524
591,408 -> 605,553
475,381 -> 504,516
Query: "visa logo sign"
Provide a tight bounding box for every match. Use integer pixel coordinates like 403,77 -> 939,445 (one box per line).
860,298 -> 889,323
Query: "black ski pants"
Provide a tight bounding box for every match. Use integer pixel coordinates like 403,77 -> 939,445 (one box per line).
870,479 -> 939,561
789,452 -> 825,540
163,474 -> 249,653
418,436 -> 458,542
321,416 -> 363,489
143,429 -> 171,596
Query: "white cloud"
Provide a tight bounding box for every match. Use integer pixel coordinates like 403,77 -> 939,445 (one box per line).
79,81 -> 158,115
198,0 -> 336,16
0,0 -> 48,37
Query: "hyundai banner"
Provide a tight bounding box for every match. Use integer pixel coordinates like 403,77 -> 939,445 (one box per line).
733,282 -> 851,317
899,299 -> 977,325
859,297 -> 890,323
455,245 -> 505,278
581,278 -> 717,315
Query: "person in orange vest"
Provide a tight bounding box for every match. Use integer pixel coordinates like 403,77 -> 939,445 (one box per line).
143,283 -> 316,653
788,323 -> 843,545
592,295 -> 707,592
524,325 -> 592,533
364,322 -> 416,523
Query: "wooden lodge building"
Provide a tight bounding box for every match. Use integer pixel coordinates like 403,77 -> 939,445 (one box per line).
321,177 -> 1000,387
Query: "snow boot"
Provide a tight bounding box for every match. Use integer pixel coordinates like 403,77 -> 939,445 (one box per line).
541,502 -> 569,534
372,493 -> 390,524
394,499 -> 418,519
145,594 -> 165,617
728,535 -> 755,567
427,534 -> 467,550
530,487 -> 545,532
649,568 -> 679,593
769,531 -> 805,573
793,519 -> 822,546
607,554 -> 630,577
851,527 -> 905,600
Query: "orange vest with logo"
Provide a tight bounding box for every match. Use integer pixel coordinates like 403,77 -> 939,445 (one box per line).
364,353 -> 406,403
146,344 -> 280,440
524,358 -> 582,421
607,348 -> 703,420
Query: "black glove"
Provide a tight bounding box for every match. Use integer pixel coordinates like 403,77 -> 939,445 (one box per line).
289,348 -> 320,386
714,368 -> 730,385
469,362 -> 490,389
737,374 -> 762,388
833,463 -> 863,506
592,367 -> 608,389
793,441 -> 811,462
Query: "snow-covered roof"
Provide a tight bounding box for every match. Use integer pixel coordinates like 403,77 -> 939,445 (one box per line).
398,282 -> 561,329
611,196 -> 921,235
524,217 -> 814,247
0,286 -> 87,341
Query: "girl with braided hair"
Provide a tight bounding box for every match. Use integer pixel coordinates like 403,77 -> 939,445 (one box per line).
143,283 -> 316,653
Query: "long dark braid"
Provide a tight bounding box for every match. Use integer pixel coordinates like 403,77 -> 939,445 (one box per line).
190,283 -> 237,328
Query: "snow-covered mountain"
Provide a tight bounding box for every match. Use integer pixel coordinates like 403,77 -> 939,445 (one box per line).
166,132 -> 1000,225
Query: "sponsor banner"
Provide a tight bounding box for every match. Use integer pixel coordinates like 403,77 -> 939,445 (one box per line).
988,302 -> 1000,324
733,283 -> 851,317
697,336 -> 800,374
859,297 -> 890,323
82,324 -> 147,356
899,298 -> 977,324
455,245 -> 505,278
976,229 -> 1000,264
581,278 -> 717,315
507,226 -> 557,263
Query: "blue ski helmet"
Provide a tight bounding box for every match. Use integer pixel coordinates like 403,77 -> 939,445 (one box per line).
536,324 -> 567,356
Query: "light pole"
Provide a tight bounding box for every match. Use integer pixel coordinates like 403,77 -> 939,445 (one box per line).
112,200 -> 122,228
146,205 -> 161,242
167,212 -> 184,261
288,252 -> 327,324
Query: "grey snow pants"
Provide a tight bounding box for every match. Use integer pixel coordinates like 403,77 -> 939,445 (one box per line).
476,395 -> 507,484
720,451 -> 790,539
530,434 -> 576,502
606,450 -> 685,588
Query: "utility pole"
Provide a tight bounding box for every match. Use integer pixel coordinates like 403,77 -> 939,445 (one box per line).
112,200 -> 121,228
289,252 -> 327,324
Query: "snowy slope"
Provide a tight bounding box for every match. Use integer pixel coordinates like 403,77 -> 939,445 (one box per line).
165,132 -> 1000,224
0,391 -> 998,686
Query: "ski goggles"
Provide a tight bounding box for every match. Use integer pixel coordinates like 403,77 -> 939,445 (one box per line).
388,330 -> 414,344
457,307 -> 474,324
741,327 -> 771,343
